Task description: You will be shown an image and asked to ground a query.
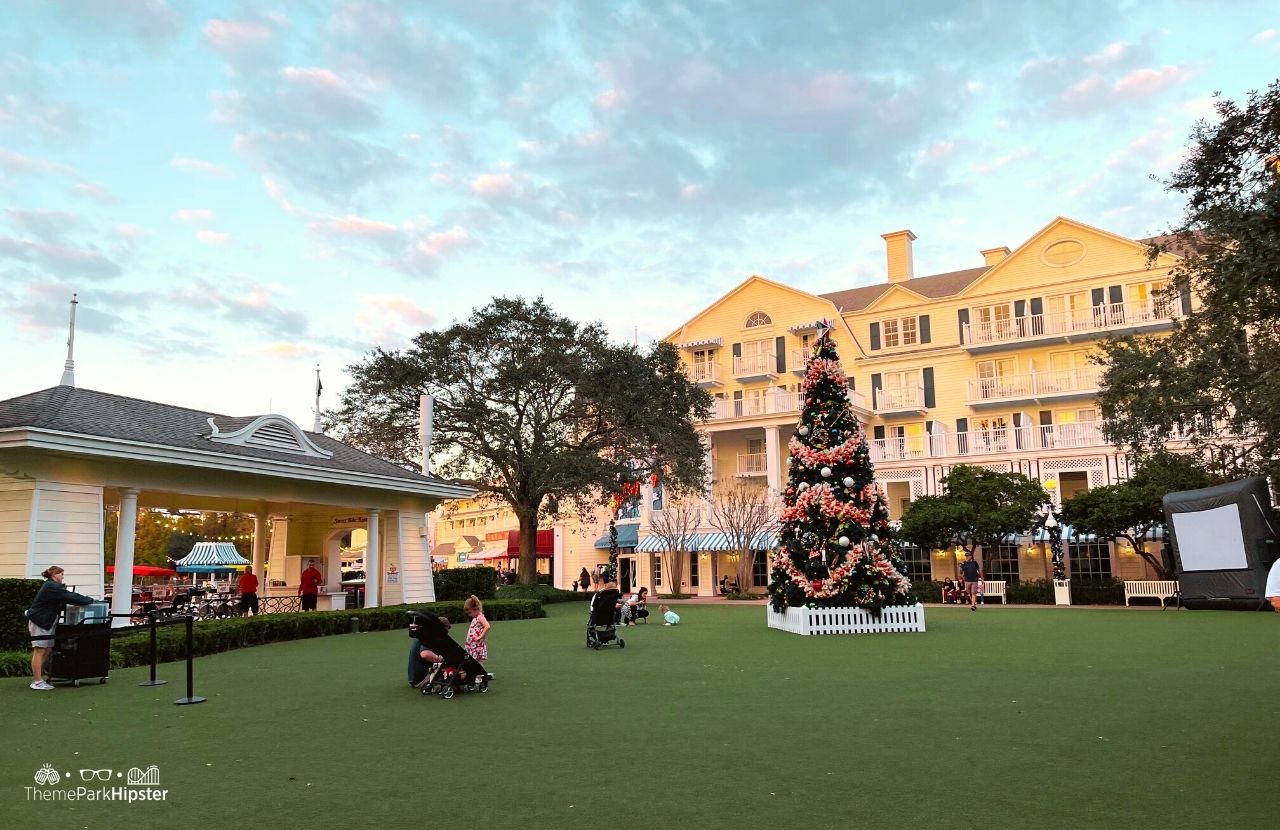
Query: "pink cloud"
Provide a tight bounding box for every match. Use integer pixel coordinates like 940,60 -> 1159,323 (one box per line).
1057,74 -> 1105,109
970,147 -> 1033,175
1083,41 -> 1132,66
595,89 -> 621,110
415,226 -> 469,257
171,157 -> 230,177
1113,65 -> 1193,98
203,19 -> 276,55
196,230 -> 233,246
330,216 -> 399,238
355,294 -> 437,344
470,172 -> 518,198
70,182 -> 114,203
116,224 -> 142,238
258,342 -> 317,359
175,208 -> 215,226
0,149 -> 76,177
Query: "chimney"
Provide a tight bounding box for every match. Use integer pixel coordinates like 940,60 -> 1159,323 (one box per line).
981,246 -> 1011,266
881,230 -> 916,283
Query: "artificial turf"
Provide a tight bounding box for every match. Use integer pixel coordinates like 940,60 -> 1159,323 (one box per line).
2,602 -> 1277,829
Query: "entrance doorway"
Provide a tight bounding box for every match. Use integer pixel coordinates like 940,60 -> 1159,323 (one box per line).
619,557 -> 634,593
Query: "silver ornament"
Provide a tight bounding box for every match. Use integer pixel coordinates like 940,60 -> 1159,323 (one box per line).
820,466 -> 832,478
798,482 -> 809,491
843,476 -> 854,487
839,536 -> 850,546
798,425 -> 810,436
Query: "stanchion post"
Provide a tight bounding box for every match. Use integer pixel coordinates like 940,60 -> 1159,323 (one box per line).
139,611 -> 167,687
174,613 -> 206,705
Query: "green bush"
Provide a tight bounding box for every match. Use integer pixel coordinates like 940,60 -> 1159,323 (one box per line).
434,567 -> 498,601
0,579 -> 42,651
497,584 -> 589,604
0,599 -> 544,678
1007,579 -> 1055,604
913,581 -> 942,603
726,591 -> 765,600
658,592 -> 692,599
1071,580 -> 1126,605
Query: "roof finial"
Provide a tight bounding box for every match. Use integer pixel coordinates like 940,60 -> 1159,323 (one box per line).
59,293 -> 78,387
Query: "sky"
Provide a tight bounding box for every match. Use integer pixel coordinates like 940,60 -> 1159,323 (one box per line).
0,1 -> 1276,427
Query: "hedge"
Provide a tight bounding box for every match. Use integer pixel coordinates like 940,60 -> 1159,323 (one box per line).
433,567 -> 498,601
914,581 -> 943,603
497,584 -> 590,604
1007,579 -> 1055,604
0,578 -> 43,651
0,599 -> 543,679
1070,579 -> 1126,605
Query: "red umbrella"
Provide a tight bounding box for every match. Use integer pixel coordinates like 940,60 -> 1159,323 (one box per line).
106,565 -> 177,577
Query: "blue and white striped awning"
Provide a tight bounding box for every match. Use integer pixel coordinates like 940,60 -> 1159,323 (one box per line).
1030,524 -> 1098,543
676,337 -> 723,349
638,531 -> 780,552
175,542 -> 250,572
788,320 -> 822,332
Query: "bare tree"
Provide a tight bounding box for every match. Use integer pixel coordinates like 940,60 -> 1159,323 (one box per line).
706,481 -> 778,594
646,496 -> 702,596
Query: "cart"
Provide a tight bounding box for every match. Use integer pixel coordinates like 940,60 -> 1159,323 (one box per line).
49,620 -> 112,686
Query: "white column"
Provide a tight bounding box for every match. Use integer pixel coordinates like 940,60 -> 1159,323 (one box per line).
325,537 -> 343,593
366,509 -> 381,608
251,513 -> 268,581
764,426 -> 781,493
703,437 -> 715,499
109,488 -> 139,628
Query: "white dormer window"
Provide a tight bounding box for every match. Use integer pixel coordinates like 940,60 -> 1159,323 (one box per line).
745,311 -> 772,328
206,415 -> 333,459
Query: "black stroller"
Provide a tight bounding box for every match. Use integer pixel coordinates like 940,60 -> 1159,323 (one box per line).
586,588 -> 625,650
407,610 -> 492,699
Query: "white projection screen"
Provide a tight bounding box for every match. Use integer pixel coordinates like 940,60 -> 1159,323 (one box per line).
1170,504 -> 1248,571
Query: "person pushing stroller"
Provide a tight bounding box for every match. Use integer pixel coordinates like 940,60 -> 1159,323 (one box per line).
586,569 -> 625,649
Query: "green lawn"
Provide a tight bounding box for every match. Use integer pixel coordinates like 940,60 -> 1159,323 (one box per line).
2,603 -> 1277,829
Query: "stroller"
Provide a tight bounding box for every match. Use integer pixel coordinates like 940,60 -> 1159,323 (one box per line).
407,610 -> 493,699
586,588 -> 625,650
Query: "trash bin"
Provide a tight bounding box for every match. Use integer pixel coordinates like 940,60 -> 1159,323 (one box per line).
348,617 -> 361,634
50,603 -> 112,687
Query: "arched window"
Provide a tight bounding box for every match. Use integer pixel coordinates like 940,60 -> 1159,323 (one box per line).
744,311 -> 773,328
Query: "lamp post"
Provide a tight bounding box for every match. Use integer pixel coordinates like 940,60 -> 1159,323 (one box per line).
1039,495 -> 1070,605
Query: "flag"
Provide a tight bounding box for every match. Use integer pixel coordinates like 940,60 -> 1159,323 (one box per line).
315,368 -> 323,398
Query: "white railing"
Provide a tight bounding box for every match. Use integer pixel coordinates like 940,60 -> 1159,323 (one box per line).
709,391 -> 800,420
868,423 -> 1108,461
965,366 -> 1102,402
686,362 -> 723,384
847,389 -> 869,411
869,438 -> 930,461
874,385 -> 925,412
788,348 -> 808,371
733,354 -> 778,377
737,452 -> 768,475
955,427 -> 1021,456
962,299 -> 1179,346
1038,422 -> 1105,449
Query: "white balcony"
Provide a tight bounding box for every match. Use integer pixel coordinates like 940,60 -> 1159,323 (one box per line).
709,391 -> 800,421
965,366 -> 1102,405
733,354 -> 778,381
962,299 -> 1179,351
1038,422 -> 1106,449
869,438 -> 931,462
873,385 -> 926,415
869,422 -> 1109,462
737,452 -> 768,476
847,388 -> 870,413
789,348 -> 808,375
686,362 -> 724,387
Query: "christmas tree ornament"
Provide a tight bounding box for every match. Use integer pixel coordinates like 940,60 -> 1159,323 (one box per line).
820,466 -> 832,477
843,477 -> 854,487
839,536 -> 850,547
798,425 -> 810,436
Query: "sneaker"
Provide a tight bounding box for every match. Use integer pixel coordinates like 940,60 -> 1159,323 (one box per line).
970,605 -> 976,611
30,681 -> 53,691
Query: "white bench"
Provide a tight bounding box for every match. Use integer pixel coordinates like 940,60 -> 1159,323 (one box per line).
1123,580 -> 1179,608
979,581 -> 1006,604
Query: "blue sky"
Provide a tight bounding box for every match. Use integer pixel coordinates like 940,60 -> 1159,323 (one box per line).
1,1 -> 1276,427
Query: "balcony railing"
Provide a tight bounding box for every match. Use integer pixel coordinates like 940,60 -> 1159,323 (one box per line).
737,452 -> 768,475
873,385 -> 926,413
962,300 -> 1179,347
1038,422 -> 1105,449
686,362 -> 723,385
965,366 -> 1102,403
870,423 -> 1109,462
789,348 -> 808,374
710,391 -> 799,420
733,354 -> 778,378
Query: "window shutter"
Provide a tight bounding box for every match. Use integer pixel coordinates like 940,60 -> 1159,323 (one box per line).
1039,410 -> 1052,425
873,425 -> 885,441
919,314 -> 931,344
732,342 -> 742,358
1014,299 -> 1026,318
1108,285 -> 1124,305
869,322 -> 881,351
1012,413 -> 1022,428
871,373 -> 882,409
957,308 -> 969,343
775,336 -> 786,373
1179,283 -> 1192,315
1029,297 -> 1043,316
925,420 -> 934,434
1091,287 -> 1105,308
922,367 -> 935,408
956,417 -> 968,433
733,390 -> 743,401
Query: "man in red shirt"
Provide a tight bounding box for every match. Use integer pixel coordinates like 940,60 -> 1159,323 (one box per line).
299,560 -> 324,611
238,567 -> 260,616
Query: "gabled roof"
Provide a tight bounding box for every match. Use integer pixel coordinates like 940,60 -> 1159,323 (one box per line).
0,386 -> 463,490
820,266 -> 989,312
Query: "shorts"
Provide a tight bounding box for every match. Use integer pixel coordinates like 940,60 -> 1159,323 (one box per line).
28,619 -> 56,647
965,581 -> 981,595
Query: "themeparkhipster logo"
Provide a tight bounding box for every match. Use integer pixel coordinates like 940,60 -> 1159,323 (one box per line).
27,763 -> 168,802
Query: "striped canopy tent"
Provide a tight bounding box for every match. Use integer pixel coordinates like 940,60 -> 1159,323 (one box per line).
636,530 -> 779,552
175,542 -> 251,573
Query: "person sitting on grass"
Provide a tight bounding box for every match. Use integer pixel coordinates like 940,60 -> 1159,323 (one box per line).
660,604 -> 680,626
622,587 -> 649,624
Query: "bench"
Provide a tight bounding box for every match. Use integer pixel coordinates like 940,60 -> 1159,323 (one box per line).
1123,580 -> 1179,608
979,581 -> 1006,604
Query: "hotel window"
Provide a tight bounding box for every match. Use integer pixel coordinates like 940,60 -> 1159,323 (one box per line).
973,303 -> 1014,339
1069,541 -> 1113,584
882,370 -> 921,407
1128,280 -> 1171,316
689,551 -> 699,587
889,422 -> 927,457
1047,292 -> 1091,332
895,543 -> 931,586
1047,351 -> 1092,391
881,316 -> 918,348
745,311 -> 773,328
654,555 -> 662,586
752,552 -> 769,587
742,387 -> 767,416
985,544 -> 1021,584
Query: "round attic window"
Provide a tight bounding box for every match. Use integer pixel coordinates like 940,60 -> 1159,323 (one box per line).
1043,239 -> 1085,267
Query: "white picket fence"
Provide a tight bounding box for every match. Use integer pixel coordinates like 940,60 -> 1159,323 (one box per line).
766,603 -> 926,635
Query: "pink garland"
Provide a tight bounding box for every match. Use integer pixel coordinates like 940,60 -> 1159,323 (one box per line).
789,435 -> 861,467
800,359 -> 849,394
779,483 -> 872,526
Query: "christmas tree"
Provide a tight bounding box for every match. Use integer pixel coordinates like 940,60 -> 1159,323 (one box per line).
768,322 -> 916,614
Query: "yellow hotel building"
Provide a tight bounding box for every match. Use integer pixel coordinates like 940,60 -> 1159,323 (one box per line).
434,216 -> 1181,595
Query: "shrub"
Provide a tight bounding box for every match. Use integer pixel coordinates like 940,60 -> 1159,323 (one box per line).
658,593 -> 692,600
497,584 -> 589,604
913,581 -> 942,603
0,579 -> 42,651
1007,579 -> 1055,604
433,567 -> 498,601
1071,580 -> 1126,605
725,591 -> 765,601
0,599 -> 544,678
